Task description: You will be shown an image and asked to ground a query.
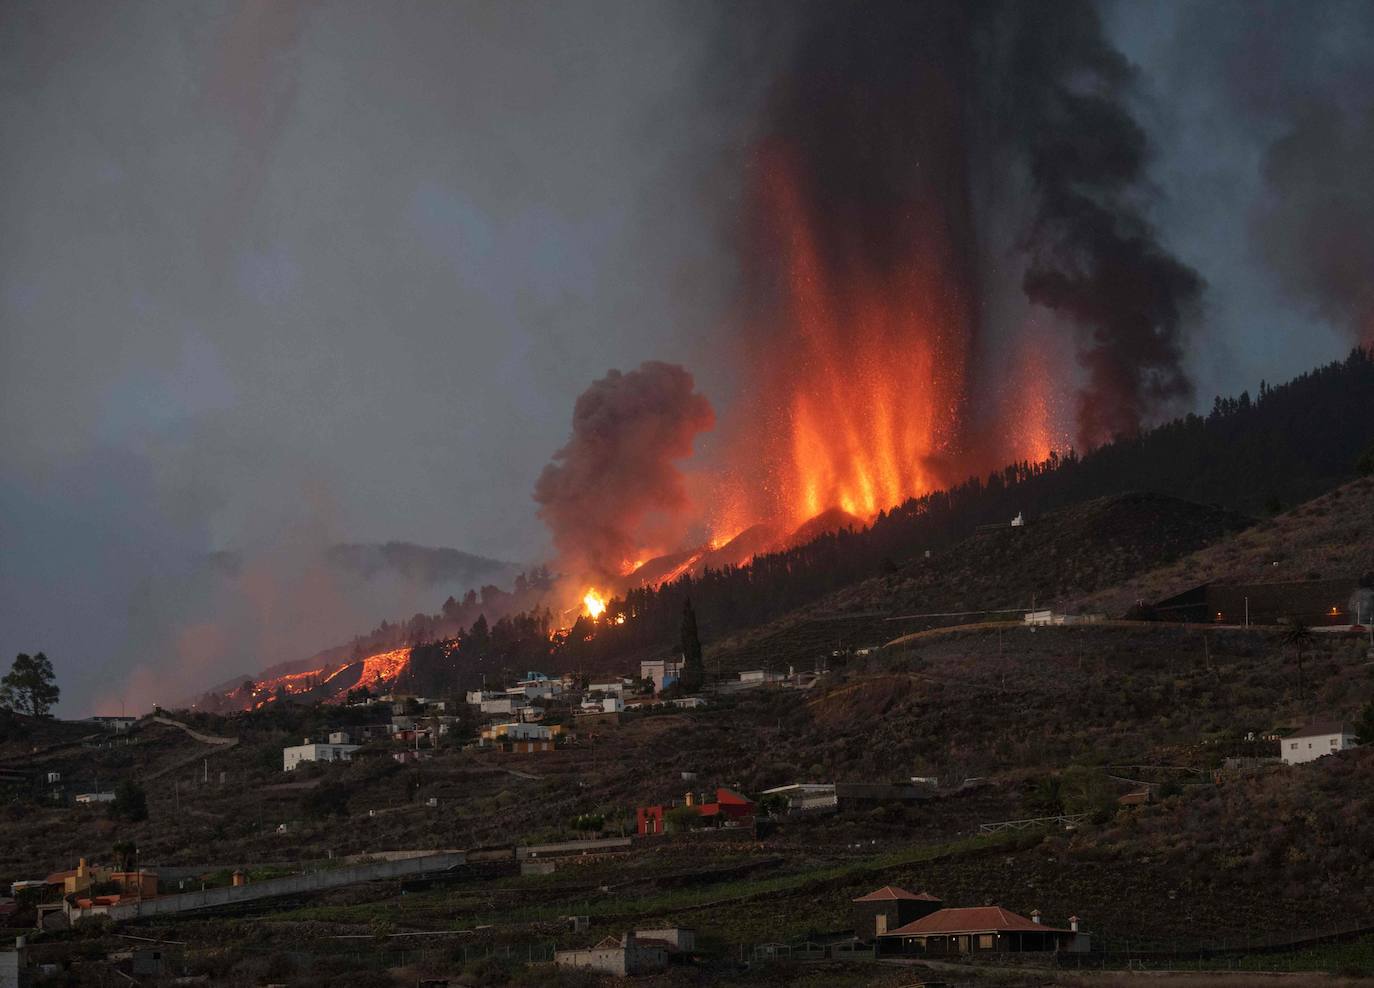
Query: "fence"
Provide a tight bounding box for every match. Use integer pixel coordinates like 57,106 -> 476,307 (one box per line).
747,941 -> 874,964
978,813 -> 1088,834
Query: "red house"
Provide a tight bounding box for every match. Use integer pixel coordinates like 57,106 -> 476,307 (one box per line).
636,787 -> 755,835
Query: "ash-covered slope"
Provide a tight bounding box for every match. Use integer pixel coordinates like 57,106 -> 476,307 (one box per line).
707,491 -> 1252,674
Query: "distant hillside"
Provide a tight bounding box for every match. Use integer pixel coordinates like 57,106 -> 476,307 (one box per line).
705,491 -> 1251,675
324,541 -> 521,588
1071,475 -> 1374,618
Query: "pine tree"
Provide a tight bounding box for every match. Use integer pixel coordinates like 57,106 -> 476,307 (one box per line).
0,652 -> 60,718
679,598 -> 704,692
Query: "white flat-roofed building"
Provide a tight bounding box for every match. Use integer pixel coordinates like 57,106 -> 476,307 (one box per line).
282,740 -> 360,771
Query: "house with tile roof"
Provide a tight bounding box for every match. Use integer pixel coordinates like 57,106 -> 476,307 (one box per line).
876,904 -> 1089,955
852,886 -> 943,940
1282,720 -> 1359,765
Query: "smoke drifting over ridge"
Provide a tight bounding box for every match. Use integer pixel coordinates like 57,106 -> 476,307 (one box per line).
534,362 -> 714,584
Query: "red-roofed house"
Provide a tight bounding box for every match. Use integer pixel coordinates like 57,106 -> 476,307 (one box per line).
877,905 -> 1089,955
852,886 -> 943,941
636,788 -> 755,835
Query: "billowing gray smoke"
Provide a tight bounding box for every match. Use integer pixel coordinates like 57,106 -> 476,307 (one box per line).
534,362 -> 715,583
740,0 -> 1203,449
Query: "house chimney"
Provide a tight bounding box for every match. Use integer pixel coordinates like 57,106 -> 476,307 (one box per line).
1069,915 -> 1080,932
684,792 -> 695,807
1031,909 -> 1042,925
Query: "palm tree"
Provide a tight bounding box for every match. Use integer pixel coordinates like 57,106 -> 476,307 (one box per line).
1279,617 -> 1316,707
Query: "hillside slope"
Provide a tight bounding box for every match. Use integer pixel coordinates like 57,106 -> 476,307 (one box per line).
1070,475 -> 1374,617
707,491 -> 1251,674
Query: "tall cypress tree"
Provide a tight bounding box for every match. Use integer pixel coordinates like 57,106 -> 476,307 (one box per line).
679,598 -> 704,691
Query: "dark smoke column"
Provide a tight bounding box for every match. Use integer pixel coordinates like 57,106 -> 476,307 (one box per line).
986,0 -> 1204,448
534,361 -> 714,584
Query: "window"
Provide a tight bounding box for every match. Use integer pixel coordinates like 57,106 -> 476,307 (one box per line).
1290,743 -> 1298,749
978,934 -> 995,949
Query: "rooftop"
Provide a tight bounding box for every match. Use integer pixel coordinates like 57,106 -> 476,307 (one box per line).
853,885 -> 942,903
883,906 -> 1071,937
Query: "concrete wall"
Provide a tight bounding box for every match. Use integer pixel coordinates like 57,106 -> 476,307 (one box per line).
516,836 -> 632,860
68,852 -> 466,923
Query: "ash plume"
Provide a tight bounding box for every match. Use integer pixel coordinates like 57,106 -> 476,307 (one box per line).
990,1 -> 1203,447
534,362 -> 715,583
738,0 -> 1202,454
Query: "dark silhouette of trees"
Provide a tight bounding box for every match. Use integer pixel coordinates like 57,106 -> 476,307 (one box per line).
1279,617 -> 1316,707
679,599 -> 704,692
0,652 -> 60,718
110,780 -> 148,822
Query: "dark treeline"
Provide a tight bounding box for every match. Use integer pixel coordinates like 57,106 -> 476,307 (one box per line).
565,347 -> 1374,669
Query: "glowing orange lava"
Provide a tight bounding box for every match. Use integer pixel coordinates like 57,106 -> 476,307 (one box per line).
353,647 -> 412,691
731,149 -> 974,529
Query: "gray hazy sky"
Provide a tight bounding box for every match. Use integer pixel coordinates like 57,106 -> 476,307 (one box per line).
2,1 -> 1366,713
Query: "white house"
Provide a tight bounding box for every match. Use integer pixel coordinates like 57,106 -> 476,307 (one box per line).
327,730 -> 353,745
640,658 -> 682,693
282,740 -> 361,771
74,792 -> 115,804
1282,721 -> 1359,765
590,679 -> 626,695
480,697 -> 523,716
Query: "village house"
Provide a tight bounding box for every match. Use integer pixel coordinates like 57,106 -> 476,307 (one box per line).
327,730 -> 354,745
511,677 -> 563,701
554,928 -> 692,977
852,886 -> 943,940
671,696 -> 707,709
480,722 -> 566,745
582,695 -> 624,714
47,859 -> 159,901
282,738 -> 360,771
636,787 -> 755,835
74,792 -> 115,804
876,905 -> 1089,956
480,696 -> 524,716
738,669 -> 784,686
640,658 -> 682,693
1282,720 -> 1360,765
761,783 -> 839,814
589,678 -> 627,695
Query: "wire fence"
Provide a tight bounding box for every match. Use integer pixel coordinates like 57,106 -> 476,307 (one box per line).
743,924 -> 1374,972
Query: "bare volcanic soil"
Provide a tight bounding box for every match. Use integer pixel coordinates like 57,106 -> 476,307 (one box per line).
707,490 -> 1252,674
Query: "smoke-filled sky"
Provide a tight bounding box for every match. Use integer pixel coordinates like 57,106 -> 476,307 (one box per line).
2,0 -> 1370,714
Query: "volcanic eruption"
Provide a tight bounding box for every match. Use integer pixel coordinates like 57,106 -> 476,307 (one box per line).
537,0 -> 1205,600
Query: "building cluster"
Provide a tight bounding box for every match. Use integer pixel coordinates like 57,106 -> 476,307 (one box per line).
282,694 -> 459,770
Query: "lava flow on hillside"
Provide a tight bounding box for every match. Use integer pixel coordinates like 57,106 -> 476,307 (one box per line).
534,1 -> 1206,617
